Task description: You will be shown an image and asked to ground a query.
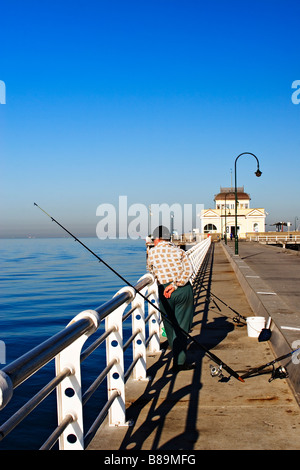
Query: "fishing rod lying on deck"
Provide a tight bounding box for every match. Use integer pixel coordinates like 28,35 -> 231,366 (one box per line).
241,347 -> 300,381
34,203 -> 245,383
209,293 -> 272,341
210,292 -> 247,325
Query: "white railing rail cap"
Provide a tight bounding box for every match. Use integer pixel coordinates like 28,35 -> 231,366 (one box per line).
0,371 -> 13,410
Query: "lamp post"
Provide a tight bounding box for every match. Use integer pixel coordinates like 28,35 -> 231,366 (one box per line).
234,152 -> 262,255
224,191 -> 231,245
170,213 -> 174,242
148,205 -> 152,237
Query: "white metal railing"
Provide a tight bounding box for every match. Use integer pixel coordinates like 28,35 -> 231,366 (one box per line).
186,236 -> 212,283
0,239 -> 211,450
0,273 -> 159,450
249,235 -> 300,244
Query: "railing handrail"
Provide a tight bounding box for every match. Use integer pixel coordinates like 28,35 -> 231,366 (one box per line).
0,239 -> 211,450
186,237 -> 212,283
249,235 -> 300,243
1,317 -> 96,390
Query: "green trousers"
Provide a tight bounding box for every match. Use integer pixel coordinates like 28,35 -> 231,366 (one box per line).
158,282 -> 194,366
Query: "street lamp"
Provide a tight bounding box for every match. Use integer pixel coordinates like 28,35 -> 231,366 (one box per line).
224,191 -> 232,245
148,205 -> 152,237
234,152 -> 262,255
170,213 -> 174,242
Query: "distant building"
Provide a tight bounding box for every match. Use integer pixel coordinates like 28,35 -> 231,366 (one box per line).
200,186 -> 266,238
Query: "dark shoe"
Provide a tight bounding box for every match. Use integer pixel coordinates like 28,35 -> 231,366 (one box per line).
172,363 -> 195,372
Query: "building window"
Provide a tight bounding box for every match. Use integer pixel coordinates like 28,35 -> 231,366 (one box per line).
253,223 -> 259,232
204,224 -> 217,233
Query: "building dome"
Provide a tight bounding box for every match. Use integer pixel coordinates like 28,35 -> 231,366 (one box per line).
214,186 -> 251,201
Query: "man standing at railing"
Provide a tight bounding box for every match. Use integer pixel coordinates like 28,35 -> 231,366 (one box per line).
147,225 -> 195,372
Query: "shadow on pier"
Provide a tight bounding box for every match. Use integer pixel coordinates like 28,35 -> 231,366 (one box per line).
88,242 -> 300,451
114,243 -> 234,450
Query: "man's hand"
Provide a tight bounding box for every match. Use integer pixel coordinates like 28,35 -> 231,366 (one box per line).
163,285 -> 175,298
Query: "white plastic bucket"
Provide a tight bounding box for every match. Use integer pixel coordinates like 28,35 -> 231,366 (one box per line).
246,316 -> 266,338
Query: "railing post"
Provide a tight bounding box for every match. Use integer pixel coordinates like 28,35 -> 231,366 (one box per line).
147,281 -> 160,354
106,287 -> 135,426
131,275 -> 153,380
55,310 -> 99,450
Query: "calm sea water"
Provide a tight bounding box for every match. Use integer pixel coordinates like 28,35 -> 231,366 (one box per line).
0,237 -> 147,450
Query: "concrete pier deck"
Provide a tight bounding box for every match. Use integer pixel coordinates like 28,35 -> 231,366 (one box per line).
222,240 -> 300,402
87,242 -> 300,451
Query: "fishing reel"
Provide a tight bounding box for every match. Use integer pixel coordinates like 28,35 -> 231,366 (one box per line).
268,365 -> 289,382
210,364 -> 224,379
232,315 -> 246,327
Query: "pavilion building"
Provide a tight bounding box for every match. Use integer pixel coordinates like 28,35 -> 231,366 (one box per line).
200,186 -> 266,238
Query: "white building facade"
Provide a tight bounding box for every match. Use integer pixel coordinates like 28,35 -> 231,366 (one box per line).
200,186 -> 266,238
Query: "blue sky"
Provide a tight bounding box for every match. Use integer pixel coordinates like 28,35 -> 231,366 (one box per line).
0,0 -> 299,237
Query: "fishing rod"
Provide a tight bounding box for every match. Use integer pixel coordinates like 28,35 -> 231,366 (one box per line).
34,203 -> 245,383
241,347 -> 300,380
210,293 -> 272,341
210,292 -> 247,324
